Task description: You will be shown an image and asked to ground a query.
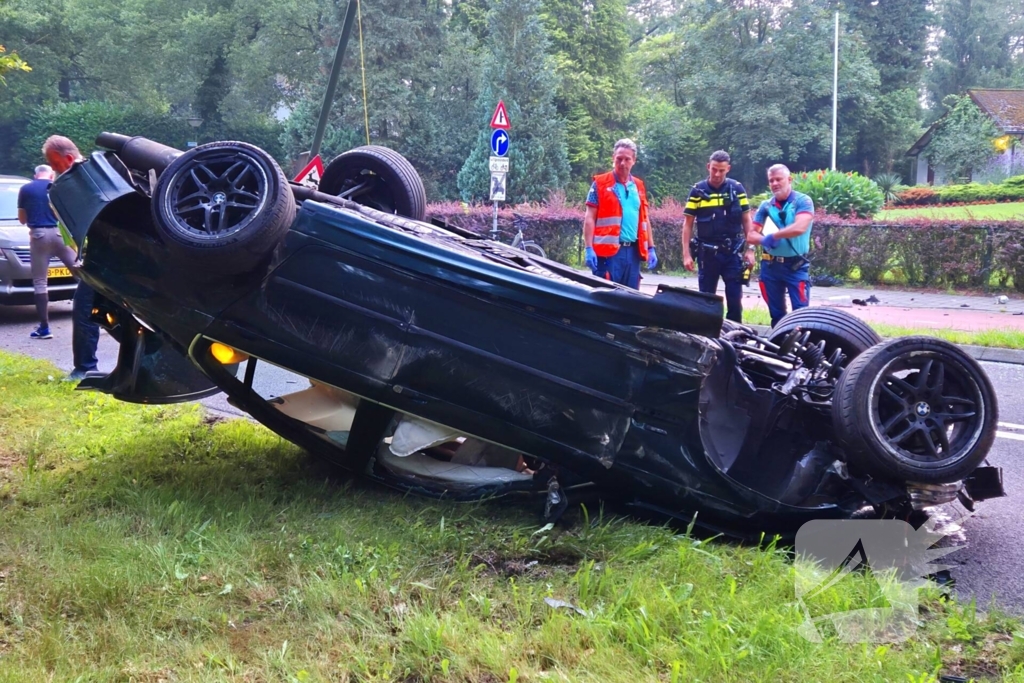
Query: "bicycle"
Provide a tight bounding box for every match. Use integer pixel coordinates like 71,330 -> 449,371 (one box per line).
500,213 -> 547,259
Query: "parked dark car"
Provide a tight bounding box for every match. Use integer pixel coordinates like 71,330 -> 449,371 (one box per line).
48,134 -> 1004,538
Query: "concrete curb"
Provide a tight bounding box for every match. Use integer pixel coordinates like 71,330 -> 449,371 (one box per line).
961,344 -> 1024,365
746,324 -> 1024,366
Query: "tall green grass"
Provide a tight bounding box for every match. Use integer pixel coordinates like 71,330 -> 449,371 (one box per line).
0,351 -> 1022,681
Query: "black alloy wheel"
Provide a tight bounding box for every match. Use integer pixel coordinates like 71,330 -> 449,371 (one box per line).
832,336 -> 997,484
152,141 -> 294,273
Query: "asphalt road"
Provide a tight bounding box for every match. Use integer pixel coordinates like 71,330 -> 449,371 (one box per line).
0,301 -> 1020,612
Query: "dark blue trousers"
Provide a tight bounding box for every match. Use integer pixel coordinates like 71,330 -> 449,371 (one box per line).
698,247 -> 744,322
72,281 -> 100,373
759,259 -> 810,326
594,243 -> 642,289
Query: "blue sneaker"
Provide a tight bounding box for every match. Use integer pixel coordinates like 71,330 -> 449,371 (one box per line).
30,326 -> 53,340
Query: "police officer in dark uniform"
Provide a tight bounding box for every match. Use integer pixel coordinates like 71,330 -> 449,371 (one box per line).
682,150 -> 756,323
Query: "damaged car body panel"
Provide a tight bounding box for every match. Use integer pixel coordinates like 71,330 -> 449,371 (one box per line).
48,134 -> 1005,537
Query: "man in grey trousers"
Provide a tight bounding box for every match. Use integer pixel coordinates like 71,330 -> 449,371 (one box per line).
17,164 -> 79,340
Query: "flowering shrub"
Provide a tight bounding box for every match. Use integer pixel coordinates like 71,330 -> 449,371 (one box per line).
894,187 -> 939,205
792,170 -> 884,218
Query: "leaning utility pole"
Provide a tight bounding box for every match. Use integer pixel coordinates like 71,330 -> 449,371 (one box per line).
310,0 -> 359,160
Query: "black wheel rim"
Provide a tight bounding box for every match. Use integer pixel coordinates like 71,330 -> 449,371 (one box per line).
869,352 -> 985,469
163,150 -> 269,240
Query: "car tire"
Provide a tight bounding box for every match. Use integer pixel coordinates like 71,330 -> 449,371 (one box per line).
319,145 -> 426,221
152,141 -> 295,273
832,336 -> 997,484
767,307 -> 881,363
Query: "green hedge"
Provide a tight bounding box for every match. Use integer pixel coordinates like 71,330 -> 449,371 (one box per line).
427,203 -> 1024,292
810,214 -> 1024,290
896,178 -> 1024,206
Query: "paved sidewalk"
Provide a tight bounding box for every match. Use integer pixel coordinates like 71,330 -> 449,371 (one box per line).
641,273 -> 1024,331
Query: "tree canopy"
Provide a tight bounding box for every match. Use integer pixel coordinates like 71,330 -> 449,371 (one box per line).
3,0 -> 1024,197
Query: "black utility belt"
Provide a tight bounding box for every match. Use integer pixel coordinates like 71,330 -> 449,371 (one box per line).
30,225 -> 59,229
693,238 -> 742,253
619,240 -> 637,247
763,253 -> 810,270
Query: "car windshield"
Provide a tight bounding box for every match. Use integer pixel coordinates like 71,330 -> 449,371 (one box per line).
0,183 -> 23,220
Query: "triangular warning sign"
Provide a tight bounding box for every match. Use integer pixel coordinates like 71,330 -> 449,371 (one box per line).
490,100 -> 511,130
293,154 -> 325,188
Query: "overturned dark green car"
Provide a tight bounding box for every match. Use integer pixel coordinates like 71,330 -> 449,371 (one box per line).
48,133 -> 1004,537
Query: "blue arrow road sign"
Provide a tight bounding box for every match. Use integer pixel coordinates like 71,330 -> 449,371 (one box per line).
490,129 -> 510,157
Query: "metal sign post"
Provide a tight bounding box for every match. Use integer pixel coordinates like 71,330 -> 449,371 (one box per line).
488,106 -> 510,238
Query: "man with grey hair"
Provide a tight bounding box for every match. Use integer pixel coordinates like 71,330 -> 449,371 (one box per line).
42,135 -> 101,380
682,150 -> 756,322
17,163 -> 79,340
749,163 -> 815,326
582,138 -> 657,289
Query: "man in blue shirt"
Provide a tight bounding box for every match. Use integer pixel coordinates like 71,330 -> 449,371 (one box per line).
17,164 -> 79,340
750,164 -> 814,326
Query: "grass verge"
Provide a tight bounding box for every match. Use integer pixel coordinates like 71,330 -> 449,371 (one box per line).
741,308 -> 1024,349
877,202 -> 1024,221
0,350 -> 1023,681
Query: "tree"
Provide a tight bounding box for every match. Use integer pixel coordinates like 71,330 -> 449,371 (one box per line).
655,0 -> 879,188
400,27 -> 482,200
844,88 -> 923,176
632,97 -> 711,202
928,94 -> 1001,181
457,0 -> 569,203
540,0 -> 632,196
0,45 -> 31,85
928,0 -> 1014,108
845,0 -> 929,92
841,0 -> 929,176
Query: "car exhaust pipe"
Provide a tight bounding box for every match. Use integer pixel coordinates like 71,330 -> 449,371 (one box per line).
95,132 -> 183,175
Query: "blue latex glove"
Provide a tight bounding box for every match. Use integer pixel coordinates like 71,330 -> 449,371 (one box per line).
585,246 -> 599,272
761,233 -> 779,251
646,246 -> 658,270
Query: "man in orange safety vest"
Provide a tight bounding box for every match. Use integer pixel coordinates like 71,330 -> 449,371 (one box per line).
582,139 -> 657,289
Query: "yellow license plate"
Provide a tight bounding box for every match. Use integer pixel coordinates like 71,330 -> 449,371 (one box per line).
48,266 -> 72,279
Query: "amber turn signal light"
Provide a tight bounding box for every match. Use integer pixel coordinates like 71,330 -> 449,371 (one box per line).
209,342 -> 249,364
